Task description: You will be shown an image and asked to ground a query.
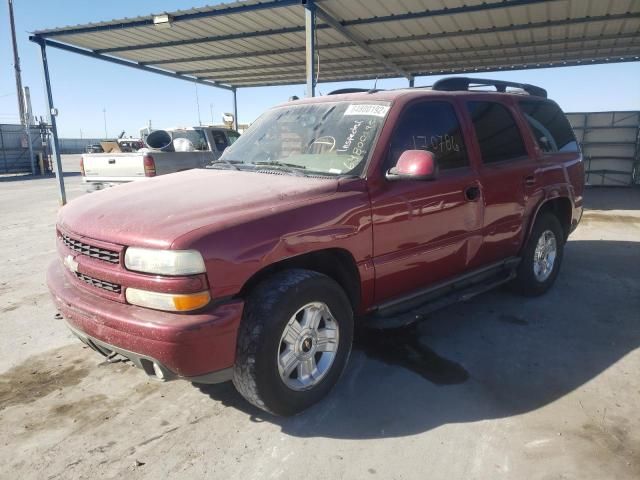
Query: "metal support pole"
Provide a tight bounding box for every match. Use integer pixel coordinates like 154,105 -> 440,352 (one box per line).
409,78 -> 415,88
304,0 -> 316,98
37,40 -> 66,205
232,87 -> 238,131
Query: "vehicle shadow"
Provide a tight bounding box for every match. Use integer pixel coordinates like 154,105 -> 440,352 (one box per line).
196,239 -> 640,439
0,172 -> 81,183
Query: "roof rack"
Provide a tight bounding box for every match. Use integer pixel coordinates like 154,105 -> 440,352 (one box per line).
432,77 -> 547,98
327,88 -> 382,95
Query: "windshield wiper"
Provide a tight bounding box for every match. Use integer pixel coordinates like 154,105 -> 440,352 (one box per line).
254,160 -> 306,170
252,160 -> 307,176
206,159 -> 241,171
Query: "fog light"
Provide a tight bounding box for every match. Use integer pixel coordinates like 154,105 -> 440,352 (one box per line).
153,362 -> 165,380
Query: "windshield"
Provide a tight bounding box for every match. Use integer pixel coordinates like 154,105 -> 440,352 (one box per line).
170,129 -> 209,151
218,101 -> 390,176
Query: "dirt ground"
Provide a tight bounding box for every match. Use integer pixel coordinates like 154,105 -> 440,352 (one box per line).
1,157 -> 639,480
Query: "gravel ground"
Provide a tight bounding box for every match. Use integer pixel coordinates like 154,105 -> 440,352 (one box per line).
1,157 -> 639,479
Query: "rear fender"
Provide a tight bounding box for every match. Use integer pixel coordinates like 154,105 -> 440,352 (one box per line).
522,186 -> 574,252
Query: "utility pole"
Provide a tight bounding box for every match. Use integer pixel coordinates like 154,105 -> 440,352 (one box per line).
22,86 -> 33,124
22,86 -> 35,174
8,0 -> 35,174
102,107 -> 107,138
8,0 -> 25,123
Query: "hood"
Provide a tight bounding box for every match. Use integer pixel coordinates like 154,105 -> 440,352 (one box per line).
59,169 -> 339,248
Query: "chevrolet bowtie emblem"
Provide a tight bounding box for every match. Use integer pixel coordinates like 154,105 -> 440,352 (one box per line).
64,254 -> 79,273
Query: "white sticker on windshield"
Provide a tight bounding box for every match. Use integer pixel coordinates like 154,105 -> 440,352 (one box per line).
343,104 -> 390,117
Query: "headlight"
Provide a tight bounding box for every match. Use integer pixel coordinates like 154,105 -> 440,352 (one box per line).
124,247 -> 206,276
126,288 -> 211,312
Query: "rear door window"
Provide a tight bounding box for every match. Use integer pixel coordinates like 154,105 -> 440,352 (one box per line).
171,130 -> 209,151
226,131 -> 240,145
467,101 -> 527,164
519,100 -> 579,153
386,101 -> 469,172
211,132 -> 229,152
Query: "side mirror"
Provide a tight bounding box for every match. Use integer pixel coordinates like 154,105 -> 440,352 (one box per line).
386,150 -> 437,181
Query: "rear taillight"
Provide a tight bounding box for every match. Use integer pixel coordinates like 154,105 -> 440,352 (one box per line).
143,154 -> 156,177
80,156 -> 85,176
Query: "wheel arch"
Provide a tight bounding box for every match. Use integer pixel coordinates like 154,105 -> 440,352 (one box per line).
526,196 -> 573,247
237,248 -> 361,312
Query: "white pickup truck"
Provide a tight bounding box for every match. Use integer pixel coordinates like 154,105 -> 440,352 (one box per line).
81,126 -> 239,191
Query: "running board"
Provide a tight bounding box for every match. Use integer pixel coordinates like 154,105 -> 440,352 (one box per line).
366,259 -> 519,330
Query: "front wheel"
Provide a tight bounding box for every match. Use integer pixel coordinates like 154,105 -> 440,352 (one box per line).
232,269 -> 353,416
512,213 -> 565,296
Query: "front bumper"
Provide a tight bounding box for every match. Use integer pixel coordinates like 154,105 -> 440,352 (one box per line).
47,260 -> 244,382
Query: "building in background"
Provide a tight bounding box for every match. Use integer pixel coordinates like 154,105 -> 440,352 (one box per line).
567,111 -> 640,186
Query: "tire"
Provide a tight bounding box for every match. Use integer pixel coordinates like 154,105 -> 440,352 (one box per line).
512,212 -> 565,296
232,269 -> 354,416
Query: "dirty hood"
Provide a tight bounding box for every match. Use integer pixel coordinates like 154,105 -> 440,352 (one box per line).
59,169 -> 339,248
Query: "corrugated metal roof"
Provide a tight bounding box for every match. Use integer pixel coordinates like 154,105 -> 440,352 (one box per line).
31,0 -> 640,89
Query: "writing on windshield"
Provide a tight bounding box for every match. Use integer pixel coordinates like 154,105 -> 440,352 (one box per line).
220,102 -> 390,176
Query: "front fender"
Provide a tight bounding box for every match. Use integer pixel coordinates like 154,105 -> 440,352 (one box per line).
180,188 -> 374,301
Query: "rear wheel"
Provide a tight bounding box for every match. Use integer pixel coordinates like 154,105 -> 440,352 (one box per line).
232,269 -> 353,416
512,213 -> 565,296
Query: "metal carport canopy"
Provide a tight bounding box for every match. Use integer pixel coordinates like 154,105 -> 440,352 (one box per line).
31,0 -> 640,91
28,0 -> 640,205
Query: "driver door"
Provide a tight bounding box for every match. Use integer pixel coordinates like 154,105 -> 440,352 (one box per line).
370,100 -> 483,303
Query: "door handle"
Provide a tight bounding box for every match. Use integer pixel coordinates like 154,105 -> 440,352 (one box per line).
524,175 -> 536,186
464,185 -> 481,201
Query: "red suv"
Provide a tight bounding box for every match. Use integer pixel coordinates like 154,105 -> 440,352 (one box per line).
48,78 -> 584,416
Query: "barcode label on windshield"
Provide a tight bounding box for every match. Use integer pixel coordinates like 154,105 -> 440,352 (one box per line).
343,104 -> 390,117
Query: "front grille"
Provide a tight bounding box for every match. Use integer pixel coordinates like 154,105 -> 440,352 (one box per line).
74,272 -> 122,294
61,234 -> 119,264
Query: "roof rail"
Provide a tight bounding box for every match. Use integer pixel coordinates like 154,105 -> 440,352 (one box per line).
432,77 -> 547,98
327,88 -> 382,95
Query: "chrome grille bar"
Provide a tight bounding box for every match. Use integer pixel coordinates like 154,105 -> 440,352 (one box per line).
74,272 -> 121,294
61,234 -> 119,264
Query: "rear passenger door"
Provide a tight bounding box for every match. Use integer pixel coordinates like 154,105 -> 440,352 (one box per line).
518,99 -> 583,226
465,100 -> 538,267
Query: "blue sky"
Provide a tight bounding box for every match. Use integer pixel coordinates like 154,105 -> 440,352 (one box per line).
1,0 -> 639,138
